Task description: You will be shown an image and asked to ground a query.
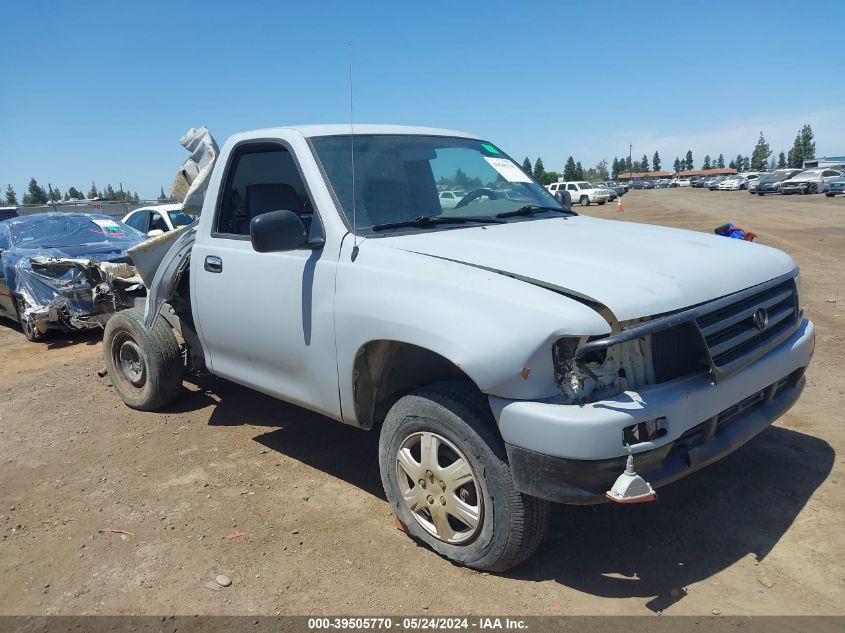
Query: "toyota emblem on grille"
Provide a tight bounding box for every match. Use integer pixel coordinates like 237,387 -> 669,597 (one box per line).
753,308 -> 769,331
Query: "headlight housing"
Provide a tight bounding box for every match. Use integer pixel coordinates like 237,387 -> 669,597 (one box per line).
553,333 -> 655,405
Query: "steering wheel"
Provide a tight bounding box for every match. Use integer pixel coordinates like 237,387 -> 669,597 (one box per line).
455,188 -> 499,208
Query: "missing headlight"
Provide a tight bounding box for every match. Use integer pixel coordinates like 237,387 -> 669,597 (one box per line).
553,335 -> 652,405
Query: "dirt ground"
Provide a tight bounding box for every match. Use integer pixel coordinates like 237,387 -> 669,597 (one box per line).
1,188 -> 843,616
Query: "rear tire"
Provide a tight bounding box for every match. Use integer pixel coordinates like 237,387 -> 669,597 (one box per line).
826,193 -> 835,198
579,196 -> 590,207
379,381 -> 550,572
103,307 -> 183,411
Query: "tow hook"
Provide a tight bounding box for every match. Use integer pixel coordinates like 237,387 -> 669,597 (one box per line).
606,445 -> 657,504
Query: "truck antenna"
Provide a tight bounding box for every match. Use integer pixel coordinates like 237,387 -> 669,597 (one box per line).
348,43 -> 359,260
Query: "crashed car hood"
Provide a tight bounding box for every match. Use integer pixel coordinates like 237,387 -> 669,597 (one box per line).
374,215 -> 796,322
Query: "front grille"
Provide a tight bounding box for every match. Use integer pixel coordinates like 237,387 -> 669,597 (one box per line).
696,278 -> 799,374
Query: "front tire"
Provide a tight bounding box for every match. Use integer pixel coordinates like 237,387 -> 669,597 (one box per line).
103,307 -> 183,411
579,196 -> 590,207
14,296 -> 45,342
379,381 -> 550,572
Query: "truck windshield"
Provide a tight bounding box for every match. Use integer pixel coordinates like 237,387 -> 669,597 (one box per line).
310,135 -> 567,235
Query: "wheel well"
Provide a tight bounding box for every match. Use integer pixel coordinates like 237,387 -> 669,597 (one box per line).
352,340 -> 476,430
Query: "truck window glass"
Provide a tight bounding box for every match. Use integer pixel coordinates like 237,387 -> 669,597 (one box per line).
216,143 -> 315,237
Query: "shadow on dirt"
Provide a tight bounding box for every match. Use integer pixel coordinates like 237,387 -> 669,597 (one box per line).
508,425 -> 834,609
45,328 -> 102,349
160,375 -> 385,499
0,320 -> 102,348
163,375 -> 833,607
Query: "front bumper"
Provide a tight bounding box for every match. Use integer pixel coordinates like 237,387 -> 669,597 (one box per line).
490,319 -> 814,504
781,183 -> 810,194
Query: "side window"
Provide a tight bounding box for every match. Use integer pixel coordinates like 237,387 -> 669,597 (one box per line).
150,212 -> 169,232
567,184 -> 577,191
216,143 -> 316,238
125,211 -> 149,232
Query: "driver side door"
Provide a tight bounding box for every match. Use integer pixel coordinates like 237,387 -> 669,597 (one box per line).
191,139 -> 340,418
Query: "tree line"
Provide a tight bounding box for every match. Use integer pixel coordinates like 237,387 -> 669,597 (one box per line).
523,123 -> 818,185
3,178 -> 153,206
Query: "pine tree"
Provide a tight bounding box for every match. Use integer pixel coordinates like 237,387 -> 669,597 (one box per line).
735,155 -> 744,172
716,154 -> 725,169
800,124 -> 815,161
703,155 -> 711,170
611,157 -> 620,179
5,184 -> 17,205
22,178 -> 48,205
48,183 -> 61,202
729,160 -> 737,169
522,157 -> 532,173
652,151 -> 661,172
786,125 -> 816,167
777,151 -> 786,168
104,184 -> 116,201
673,157 -> 681,173
88,181 -> 99,199
563,156 -> 576,181
750,131 -> 771,170
684,150 -> 694,171
533,157 -> 545,181
574,161 -> 584,180
65,186 -> 83,200
640,154 -> 649,173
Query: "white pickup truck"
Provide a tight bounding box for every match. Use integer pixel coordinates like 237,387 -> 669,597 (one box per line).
104,125 -> 815,572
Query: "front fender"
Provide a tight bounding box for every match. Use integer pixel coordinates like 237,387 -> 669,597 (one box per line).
334,241 -> 610,424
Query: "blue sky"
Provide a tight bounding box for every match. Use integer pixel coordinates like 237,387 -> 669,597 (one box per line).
2,0 -> 844,198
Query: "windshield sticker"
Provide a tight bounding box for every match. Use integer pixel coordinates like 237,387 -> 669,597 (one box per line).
481,143 -> 500,154
483,157 -> 532,183
91,219 -> 123,234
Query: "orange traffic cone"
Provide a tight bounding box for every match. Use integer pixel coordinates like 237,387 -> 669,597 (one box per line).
616,198 -> 624,212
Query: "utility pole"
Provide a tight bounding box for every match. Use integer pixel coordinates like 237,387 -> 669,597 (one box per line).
629,143 -> 633,182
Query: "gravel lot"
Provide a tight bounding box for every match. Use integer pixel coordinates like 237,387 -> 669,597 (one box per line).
1,188 -> 843,616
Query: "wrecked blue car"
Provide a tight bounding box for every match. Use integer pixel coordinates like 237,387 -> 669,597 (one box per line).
0,213 -> 147,341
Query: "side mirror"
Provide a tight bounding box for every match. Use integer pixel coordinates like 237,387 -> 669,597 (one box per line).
250,209 -> 308,253
147,229 -> 165,237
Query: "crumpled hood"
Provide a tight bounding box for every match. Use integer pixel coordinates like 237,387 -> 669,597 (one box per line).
374,215 -> 796,322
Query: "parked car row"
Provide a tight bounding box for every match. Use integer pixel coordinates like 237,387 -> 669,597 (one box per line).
687,168 -> 844,196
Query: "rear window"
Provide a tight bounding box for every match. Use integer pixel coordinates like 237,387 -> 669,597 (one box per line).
168,210 -> 195,227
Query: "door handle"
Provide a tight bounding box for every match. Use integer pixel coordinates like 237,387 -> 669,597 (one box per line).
204,255 -> 223,273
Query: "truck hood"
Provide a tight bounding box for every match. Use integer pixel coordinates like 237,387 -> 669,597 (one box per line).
374,215 -> 796,323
